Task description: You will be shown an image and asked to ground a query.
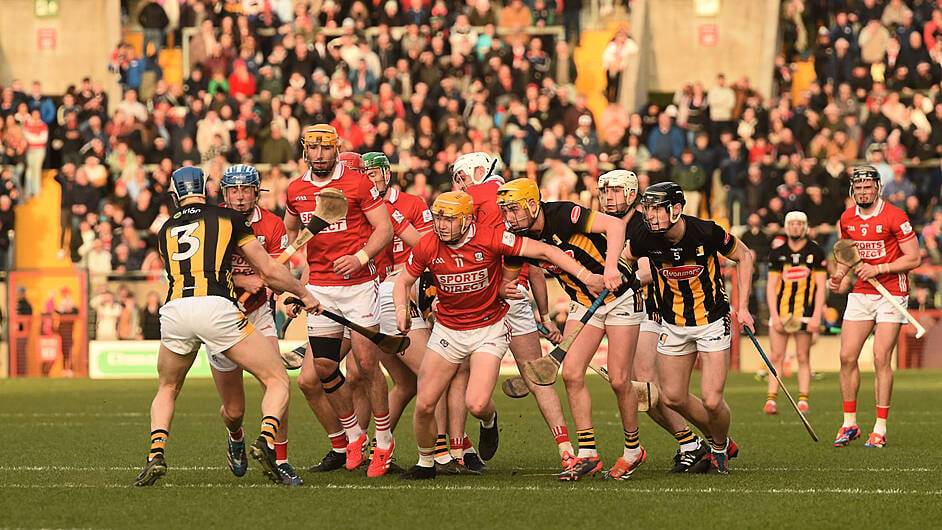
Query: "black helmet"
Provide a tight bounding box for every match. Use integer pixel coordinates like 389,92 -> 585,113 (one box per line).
849,165 -> 881,208
639,182 -> 685,233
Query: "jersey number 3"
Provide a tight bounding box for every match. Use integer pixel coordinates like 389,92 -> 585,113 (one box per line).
170,222 -> 201,262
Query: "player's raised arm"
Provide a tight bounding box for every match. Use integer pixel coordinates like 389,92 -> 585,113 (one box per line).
515,236 -> 607,296
587,211 -> 627,291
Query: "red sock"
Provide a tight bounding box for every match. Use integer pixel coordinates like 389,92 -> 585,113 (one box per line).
328,431 -> 347,452
843,400 -> 857,413
450,437 -> 464,454
275,441 -> 288,461
551,425 -> 570,445
462,435 -> 472,450
876,406 -> 890,420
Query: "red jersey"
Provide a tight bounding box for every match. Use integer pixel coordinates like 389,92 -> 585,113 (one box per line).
285,165 -> 386,286
839,199 -> 916,296
465,176 -> 531,288
230,206 -> 288,313
466,177 -> 505,228
387,188 -> 433,266
406,223 -> 524,330
375,204 -> 412,281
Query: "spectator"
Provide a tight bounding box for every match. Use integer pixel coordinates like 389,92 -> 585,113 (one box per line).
90,288 -> 121,340
140,291 -> 162,340
601,29 -> 637,103
22,109 -> 48,200
259,124 -> 294,165
671,148 -> 708,215
0,195 -> 14,269
647,112 -> 684,164
708,73 -> 736,139
26,81 -> 56,126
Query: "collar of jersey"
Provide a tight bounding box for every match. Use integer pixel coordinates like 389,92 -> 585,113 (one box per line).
388,187 -> 400,204
301,164 -> 343,185
855,198 -> 884,220
248,205 -> 262,224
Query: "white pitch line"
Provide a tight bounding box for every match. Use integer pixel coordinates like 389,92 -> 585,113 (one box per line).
0,483 -> 938,495
0,412 -> 215,418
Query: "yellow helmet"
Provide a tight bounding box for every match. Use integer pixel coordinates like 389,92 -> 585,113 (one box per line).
301,124 -> 340,165
431,191 -> 474,243
497,178 -> 541,233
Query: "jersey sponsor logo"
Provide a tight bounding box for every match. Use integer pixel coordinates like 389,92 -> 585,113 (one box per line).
724,232 -> 731,244
294,195 -> 308,201
570,206 -> 580,223
300,211 -> 348,232
370,186 -> 380,199
393,238 -> 404,253
392,210 -> 405,223
502,231 -> 516,247
660,265 -> 704,281
430,257 -> 445,265
422,210 -> 433,223
782,266 -> 811,282
436,268 -> 490,294
901,221 -> 913,235
847,226 -> 856,231
280,234 -> 288,249
257,235 -> 266,246
856,240 -> 886,259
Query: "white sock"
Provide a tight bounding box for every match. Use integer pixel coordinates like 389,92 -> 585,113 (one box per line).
576,448 -> 598,458
623,446 -> 642,460
417,448 -> 435,467
558,441 -> 574,458
842,412 -> 857,428
873,418 -> 887,436
480,412 -> 496,429
679,438 -> 700,453
374,413 -> 393,449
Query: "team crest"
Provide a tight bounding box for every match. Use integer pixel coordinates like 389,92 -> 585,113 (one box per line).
439,338 -> 450,349
696,245 -> 704,257
806,254 -> 814,264
876,225 -> 883,233
474,251 -> 484,262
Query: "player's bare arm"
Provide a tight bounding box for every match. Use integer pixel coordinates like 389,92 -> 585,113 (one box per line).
517,237 -> 606,296
240,239 -> 320,313
233,273 -> 265,295
499,263 -> 526,300
587,211 -> 627,291
808,269 -> 827,331
855,237 -> 919,281
725,236 -> 755,331
635,256 -> 652,285
334,203 -> 394,276
392,269 -> 418,333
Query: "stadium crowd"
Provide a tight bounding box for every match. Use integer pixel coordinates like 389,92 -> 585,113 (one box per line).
1,0 -> 941,310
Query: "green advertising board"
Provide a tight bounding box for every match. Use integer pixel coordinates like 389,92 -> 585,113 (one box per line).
89,340 -> 298,379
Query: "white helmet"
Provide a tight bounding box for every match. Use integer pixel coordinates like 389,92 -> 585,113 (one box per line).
597,170 -> 639,216
784,210 -> 808,239
452,152 -> 497,190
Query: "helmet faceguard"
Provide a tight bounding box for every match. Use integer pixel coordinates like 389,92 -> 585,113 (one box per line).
784,210 -> 808,240
363,152 -> 391,195
496,178 -> 541,234
431,191 -> 474,245
849,165 -> 882,209
221,164 -> 261,214
639,182 -> 685,234
598,170 -> 639,216
302,124 -> 340,177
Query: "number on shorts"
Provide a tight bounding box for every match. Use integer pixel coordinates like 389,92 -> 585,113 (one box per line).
170,222 -> 201,262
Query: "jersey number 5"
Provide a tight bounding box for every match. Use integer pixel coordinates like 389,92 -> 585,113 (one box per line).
170,222 -> 201,262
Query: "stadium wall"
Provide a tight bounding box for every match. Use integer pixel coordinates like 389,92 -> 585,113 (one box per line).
643,0 -> 779,98
0,0 -> 121,95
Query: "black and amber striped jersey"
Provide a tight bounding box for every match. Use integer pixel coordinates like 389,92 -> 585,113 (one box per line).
157,203 -> 257,303
506,201 -> 633,307
628,215 -> 738,326
769,239 -> 827,318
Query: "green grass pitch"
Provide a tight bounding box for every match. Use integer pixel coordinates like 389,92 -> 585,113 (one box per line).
1,371 -> 941,529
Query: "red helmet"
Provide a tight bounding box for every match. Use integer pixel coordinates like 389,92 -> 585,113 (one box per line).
338,152 -> 365,172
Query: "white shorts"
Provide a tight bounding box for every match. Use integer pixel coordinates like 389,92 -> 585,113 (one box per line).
640,314 -> 662,335
844,292 -> 909,324
657,316 -> 731,356
306,279 -> 381,335
378,279 -> 428,335
160,296 -> 255,357
506,284 -> 538,337
209,303 -> 277,372
567,289 -> 645,329
427,318 -> 511,364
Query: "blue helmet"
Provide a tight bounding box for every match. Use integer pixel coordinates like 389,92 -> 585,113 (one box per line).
170,166 -> 206,200
221,164 -> 261,189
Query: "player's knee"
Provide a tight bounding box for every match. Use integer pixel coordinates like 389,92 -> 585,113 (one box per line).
701,393 -> 725,413
221,401 -> 244,423
414,397 -> 437,418
297,366 -> 324,396
465,397 -> 490,418
839,350 -> 859,366
561,365 -> 586,389
353,355 -> 378,378
310,336 -> 343,363
660,389 -> 687,409
608,371 -> 630,393
319,367 -> 346,394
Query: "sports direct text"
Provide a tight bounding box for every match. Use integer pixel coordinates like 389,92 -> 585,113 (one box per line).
856,240 -> 886,260
437,269 -> 489,294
